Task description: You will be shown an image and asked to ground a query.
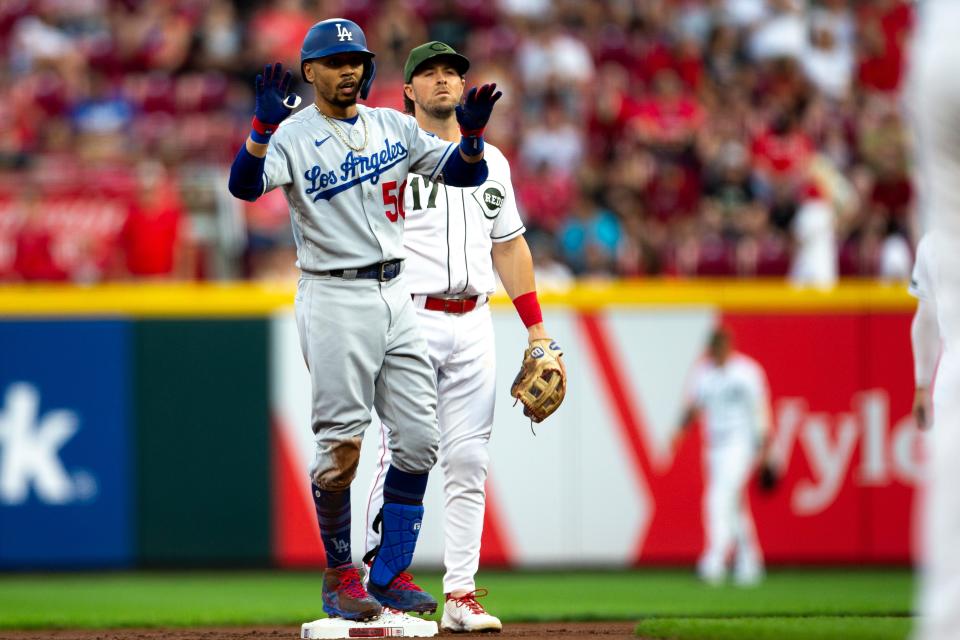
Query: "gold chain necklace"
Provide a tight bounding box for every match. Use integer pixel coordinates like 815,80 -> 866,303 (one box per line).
315,104 -> 368,152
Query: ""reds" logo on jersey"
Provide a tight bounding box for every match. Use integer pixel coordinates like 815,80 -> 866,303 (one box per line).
472,180 -> 506,219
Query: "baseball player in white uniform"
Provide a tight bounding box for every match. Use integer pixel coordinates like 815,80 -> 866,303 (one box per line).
227,19 -> 502,622
909,234 -> 940,431
909,3 -> 960,637
362,42 -> 559,634
677,327 -> 771,586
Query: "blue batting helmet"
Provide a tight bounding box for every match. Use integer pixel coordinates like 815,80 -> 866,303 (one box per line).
300,18 -> 376,99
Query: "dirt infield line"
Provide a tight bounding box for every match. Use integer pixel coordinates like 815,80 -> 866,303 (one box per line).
0,622 -> 641,639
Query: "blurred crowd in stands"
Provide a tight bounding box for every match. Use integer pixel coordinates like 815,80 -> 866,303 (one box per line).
0,0 -> 918,287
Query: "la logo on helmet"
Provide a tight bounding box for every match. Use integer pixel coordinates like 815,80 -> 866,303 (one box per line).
335,23 -> 353,41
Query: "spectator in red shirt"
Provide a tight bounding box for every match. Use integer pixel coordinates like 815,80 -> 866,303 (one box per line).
750,107 -> 814,198
586,62 -> 640,161
247,0 -> 315,68
514,160 -> 576,234
631,69 -> 703,154
855,0 -> 913,94
12,192 -> 68,282
870,168 -> 912,222
673,34 -> 704,91
628,27 -> 674,89
117,163 -> 191,279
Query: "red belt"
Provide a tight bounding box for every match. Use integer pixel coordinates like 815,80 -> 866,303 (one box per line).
420,295 -> 480,314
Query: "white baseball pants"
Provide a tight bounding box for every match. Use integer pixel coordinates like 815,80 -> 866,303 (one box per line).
698,438 -> 764,584
916,349 -> 960,640
366,302 -> 496,594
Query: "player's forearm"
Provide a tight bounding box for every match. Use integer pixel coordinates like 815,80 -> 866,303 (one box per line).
458,146 -> 483,163
758,433 -> 772,460
755,396 -> 772,440
228,144 -> 266,202
492,236 -> 536,299
441,151 -> 488,187
493,237 -> 548,339
456,125 -> 484,164
912,299 -> 940,388
245,136 -> 269,158
677,406 -> 697,432
754,411 -> 772,457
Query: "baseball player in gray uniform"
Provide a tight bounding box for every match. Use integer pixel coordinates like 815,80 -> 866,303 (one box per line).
363,42 -> 560,634
227,19 -> 501,622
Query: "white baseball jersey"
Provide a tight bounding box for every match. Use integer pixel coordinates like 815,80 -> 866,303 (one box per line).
910,234 -> 937,304
909,234 -> 942,389
910,234 -> 954,350
910,0 -> 960,352
262,103 -> 456,271
686,353 -> 770,446
401,143 -> 525,296
364,138 -> 525,597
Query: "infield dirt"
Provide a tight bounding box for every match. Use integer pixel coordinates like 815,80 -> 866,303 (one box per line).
0,622 -> 640,639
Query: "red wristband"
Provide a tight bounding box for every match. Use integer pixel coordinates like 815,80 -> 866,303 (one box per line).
459,126 -> 485,138
512,291 -> 543,328
251,115 -> 279,136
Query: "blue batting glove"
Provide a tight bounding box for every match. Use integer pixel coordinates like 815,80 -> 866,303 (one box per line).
455,83 -> 502,135
455,83 -> 501,156
251,62 -> 301,142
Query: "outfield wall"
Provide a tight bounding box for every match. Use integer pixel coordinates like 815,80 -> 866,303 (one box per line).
0,281 -> 919,568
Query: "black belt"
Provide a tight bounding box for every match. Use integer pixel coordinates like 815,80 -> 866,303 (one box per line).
308,260 -> 403,282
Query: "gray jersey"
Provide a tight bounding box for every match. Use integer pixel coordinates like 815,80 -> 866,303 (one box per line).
263,103 -> 456,272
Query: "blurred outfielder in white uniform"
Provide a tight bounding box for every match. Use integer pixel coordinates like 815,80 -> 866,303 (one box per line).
677,327 -> 771,586
909,235 -> 940,432
227,19 -> 501,622
909,3 -> 960,637
363,42 -> 559,634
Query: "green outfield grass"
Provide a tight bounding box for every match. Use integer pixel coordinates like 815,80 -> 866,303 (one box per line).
0,568 -> 915,639
635,616 -> 912,640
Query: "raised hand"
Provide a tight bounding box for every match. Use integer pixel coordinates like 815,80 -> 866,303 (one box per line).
254,62 -> 301,129
455,83 -> 503,134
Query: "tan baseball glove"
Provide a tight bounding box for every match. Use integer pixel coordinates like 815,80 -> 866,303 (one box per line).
510,338 -> 566,423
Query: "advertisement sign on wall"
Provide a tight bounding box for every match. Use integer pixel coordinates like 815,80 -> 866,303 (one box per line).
272,305 -> 919,567
0,321 -> 132,568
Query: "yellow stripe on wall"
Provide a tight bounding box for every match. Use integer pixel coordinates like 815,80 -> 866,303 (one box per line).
0,279 -> 914,317
526,279 -> 915,312
0,282 -> 296,317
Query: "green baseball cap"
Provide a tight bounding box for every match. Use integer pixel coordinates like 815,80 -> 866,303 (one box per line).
403,41 -> 470,83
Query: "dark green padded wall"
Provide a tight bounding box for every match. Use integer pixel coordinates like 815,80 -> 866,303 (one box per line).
134,319 -> 270,565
